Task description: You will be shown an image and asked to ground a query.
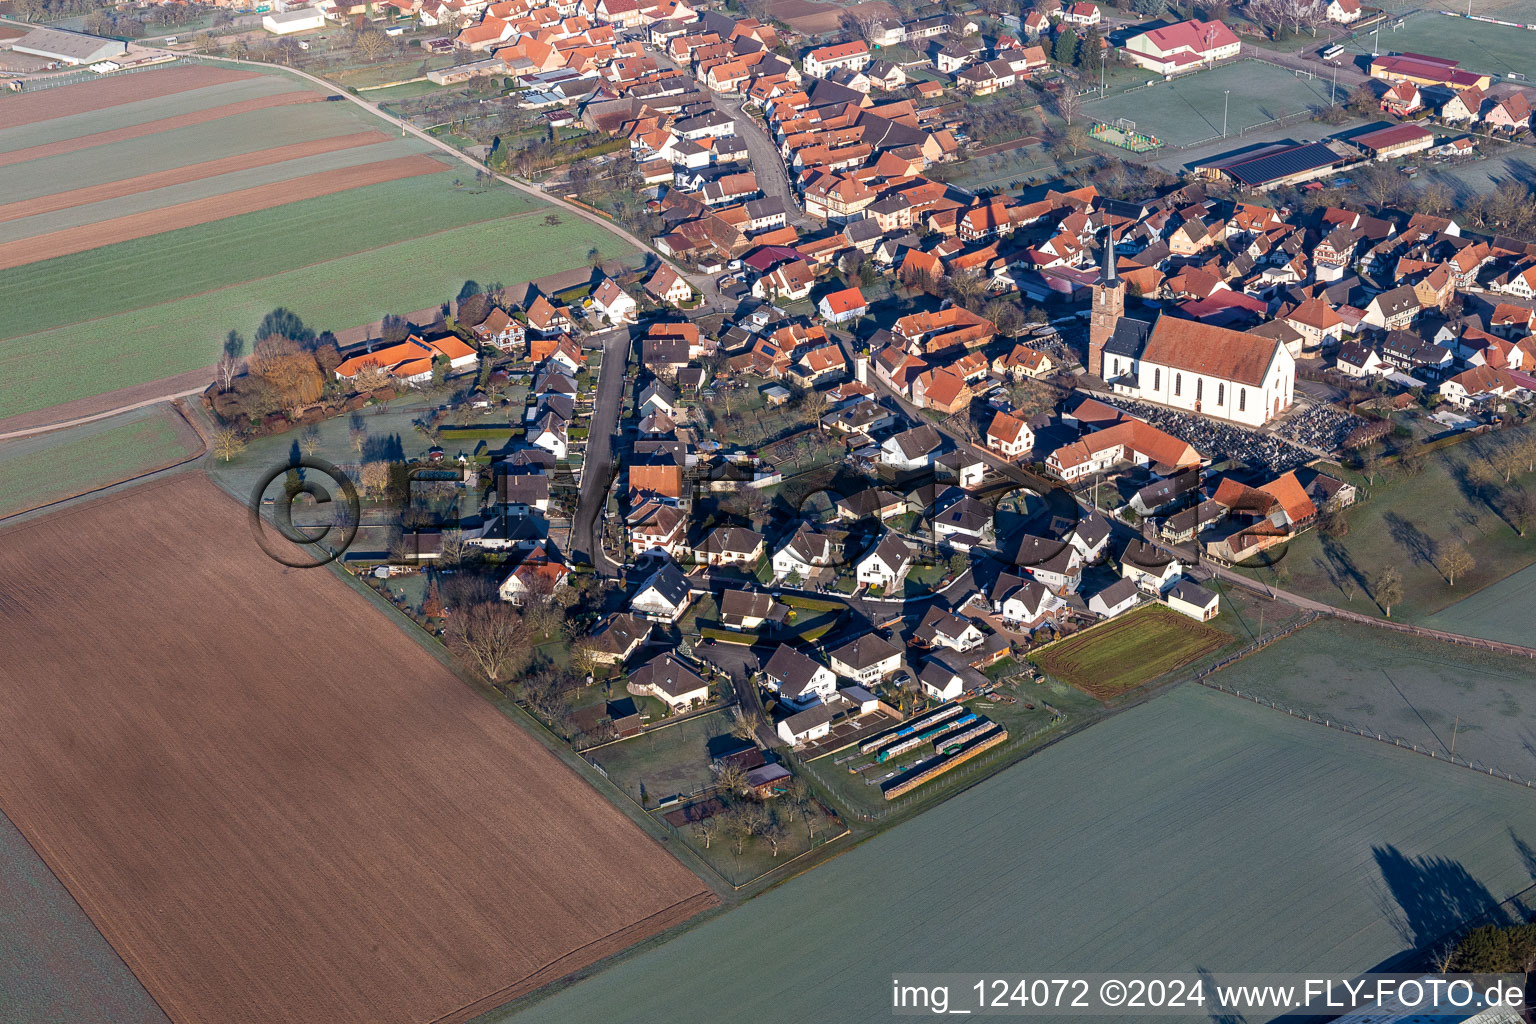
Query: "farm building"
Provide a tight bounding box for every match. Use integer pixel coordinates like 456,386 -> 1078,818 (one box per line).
263,7 -> 327,34
1369,53 -> 1490,91
10,27 -> 126,64
1194,141 -> 1355,191
1353,123 -> 1435,161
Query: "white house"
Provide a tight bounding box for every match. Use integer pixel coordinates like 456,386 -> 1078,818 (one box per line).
1120,540 -> 1182,595
1325,0 -> 1362,23
918,658 -> 965,701
990,572 -> 1065,630
985,410 -> 1034,459
769,525 -> 834,580
762,643 -> 839,709
1165,579 -> 1220,621
263,7 -> 326,33
818,287 -> 868,324
828,633 -> 903,684
778,701 -> 837,746
630,562 -> 696,622
627,653 -> 712,711
856,533 -> 913,590
591,277 -> 639,325
644,264 -> 695,306
1087,577 -> 1140,619
879,424 -> 944,470
1122,19 -> 1240,76
913,605 -> 985,652
803,40 -> 870,79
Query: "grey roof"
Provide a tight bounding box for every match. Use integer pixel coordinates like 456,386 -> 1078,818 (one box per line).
1167,579 -> 1218,607
933,495 -> 991,535
497,472 -> 550,505
1100,314 -> 1154,361
863,533 -> 912,573
746,196 -> 785,220
1073,510 -> 1111,548
638,562 -> 693,608
630,653 -> 708,698
640,380 -> 677,406
1005,534 -> 1078,575
591,612 -> 653,655
1121,538 -> 1175,571
719,588 -> 782,624
1134,470 -> 1200,509
1091,577 -> 1138,608
782,701 -> 838,734
1371,284 -> 1421,317
702,526 -> 764,557
890,423 -> 943,460
764,644 -> 828,696
914,605 -> 975,644
830,632 -> 901,670
837,487 -> 903,517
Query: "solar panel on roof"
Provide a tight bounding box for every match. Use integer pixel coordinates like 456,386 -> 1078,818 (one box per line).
1224,142 -> 1344,187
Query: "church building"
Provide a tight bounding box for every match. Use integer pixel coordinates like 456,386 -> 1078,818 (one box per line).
1087,243 -> 1295,428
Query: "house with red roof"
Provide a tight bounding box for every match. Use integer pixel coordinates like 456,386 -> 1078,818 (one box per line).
334,334 -> 478,385
803,40 -> 870,79
1122,19 -> 1239,75
986,410 -> 1034,459
1060,1 -> 1099,27
644,263 -> 695,305
818,286 -> 868,323
1326,0 -> 1361,23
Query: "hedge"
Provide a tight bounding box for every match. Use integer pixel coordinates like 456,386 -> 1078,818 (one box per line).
781,594 -> 843,612
700,625 -> 760,645
440,426 -> 516,440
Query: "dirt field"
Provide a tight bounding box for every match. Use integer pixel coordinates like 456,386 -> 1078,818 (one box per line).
0,475 -> 714,1024
0,153 -> 447,269
0,91 -> 324,169
0,65 -> 257,129
0,130 -> 390,224
766,0 -> 895,35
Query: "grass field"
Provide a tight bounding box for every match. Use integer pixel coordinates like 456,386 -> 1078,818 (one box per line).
1338,11 -> 1536,83
0,405 -> 202,519
0,474 -> 713,1024
496,684 -> 1536,1024
0,177 -> 629,420
1424,562 -> 1536,647
1030,604 -> 1229,698
0,808 -> 169,1024
590,711 -> 733,805
1209,619 -> 1536,781
0,64 -> 637,422
1234,430 -> 1536,624
1083,59 -> 1341,148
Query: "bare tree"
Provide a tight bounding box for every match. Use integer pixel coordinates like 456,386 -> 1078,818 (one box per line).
347,415 -> 368,454
1054,86 -> 1081,126
1437,542 -> 1473,588
693,815 -> 720,850
299,424 -> 323,457
716,760 -> 749,798
216,330 -> 244,392
1373,565 -> 1403,618
761,817 -> 787,857
445,602 -> 528,684
359,461 -> 393,500
212,428 -> 246,462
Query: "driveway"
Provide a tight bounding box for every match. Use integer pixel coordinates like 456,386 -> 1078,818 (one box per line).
571,325 -> 633,576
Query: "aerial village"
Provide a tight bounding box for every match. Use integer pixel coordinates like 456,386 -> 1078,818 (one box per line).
215,0 -> 1536,827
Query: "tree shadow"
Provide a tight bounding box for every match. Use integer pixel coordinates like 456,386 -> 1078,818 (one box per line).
1372,845 -> 1508,958
1196,966 -> 1248,1024
361,433 -> 405,462
1383,511 -> 1436,569
1320,534 -> 1368,600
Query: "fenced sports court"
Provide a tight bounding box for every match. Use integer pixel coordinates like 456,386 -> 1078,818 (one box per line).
1084,58 -> 1341,148
1337,10 -> 1536,84
1090,118 -> 1164,152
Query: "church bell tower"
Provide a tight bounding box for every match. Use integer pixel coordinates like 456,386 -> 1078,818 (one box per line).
1088,231 -> 1124,379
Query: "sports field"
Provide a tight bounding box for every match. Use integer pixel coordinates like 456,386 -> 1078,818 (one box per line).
1030,604 -> 1229,698
497,684 -> 1536,1024
0,405 -> 202,519
0,475 -> 714,1024
1338,11 -> 1536,83
1084,60 -> 1341,148
1208,619 -> 1536,781
0,62 -> 636,422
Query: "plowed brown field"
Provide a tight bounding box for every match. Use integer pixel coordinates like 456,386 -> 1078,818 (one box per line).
0,474 -> 714,1024
0,91 -> 324,169
0,154 -> 448,269
0,65 -> 257,129
0,130 -> 392,224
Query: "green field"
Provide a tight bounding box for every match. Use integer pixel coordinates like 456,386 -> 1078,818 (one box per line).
1235,431 -> 1536,624
1031,604 -> 1229,697
1209,619 -> 1536,781
1425,562 -> 1536,647
1083,59 -> 1340,148
0,177 -> 631,420
0,809 -> 169,1024
1339,11 -> 1536,83
494,684 -> 1536,1024
0,406 -> 201,518
590,712 -> 733,806
0,140 -> 430,242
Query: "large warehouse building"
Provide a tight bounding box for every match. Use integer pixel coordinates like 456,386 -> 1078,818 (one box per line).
1194,139 -> 1356,191
9,27 -> 127,65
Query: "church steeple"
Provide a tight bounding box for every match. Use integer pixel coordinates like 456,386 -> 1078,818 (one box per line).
1088,228 -> 1124,379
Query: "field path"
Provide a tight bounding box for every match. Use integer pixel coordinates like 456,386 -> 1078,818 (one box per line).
0,130 -> 392,223
0,91 -> 324,169
0,65 -> 257,128
0,386 -> 207,441
0,153 -> 448,269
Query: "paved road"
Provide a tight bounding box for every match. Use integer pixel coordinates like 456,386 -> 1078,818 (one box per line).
571,325 -> 632,576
